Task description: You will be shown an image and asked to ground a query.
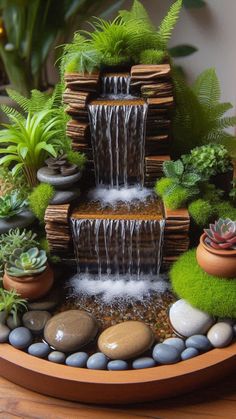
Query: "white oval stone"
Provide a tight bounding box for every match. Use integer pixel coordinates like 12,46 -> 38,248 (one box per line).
169,299 -> 214,338
207,322 -> 233,348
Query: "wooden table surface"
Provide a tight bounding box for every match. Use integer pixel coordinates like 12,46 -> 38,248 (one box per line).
0,373 -> 235,419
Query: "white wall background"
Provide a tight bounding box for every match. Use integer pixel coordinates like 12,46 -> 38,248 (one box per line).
124,0 -> 236,113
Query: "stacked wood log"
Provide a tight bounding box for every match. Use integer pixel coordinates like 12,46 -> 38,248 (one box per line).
145,155 -> 170,187
44,204 -> 72,254
64,72 -> 101,185
162,207 -> 190,271
131,64 -> 173,184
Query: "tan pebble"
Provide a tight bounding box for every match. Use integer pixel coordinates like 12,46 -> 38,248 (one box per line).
98,320 -> 154,360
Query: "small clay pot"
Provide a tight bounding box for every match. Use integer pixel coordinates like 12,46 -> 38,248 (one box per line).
3,265 -> 54,301
196,233 -> 236,278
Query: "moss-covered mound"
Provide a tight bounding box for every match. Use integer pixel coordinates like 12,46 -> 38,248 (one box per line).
170,249 -> 236,318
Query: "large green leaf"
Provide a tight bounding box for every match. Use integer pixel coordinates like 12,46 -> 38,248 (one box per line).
183,0 -> 206,8
169,44 -> 198,57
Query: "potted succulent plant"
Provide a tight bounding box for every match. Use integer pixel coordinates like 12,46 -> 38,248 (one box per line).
196,218 -> 236,278
0,191 -> 35,234
183,144 -> 234,196
3,247 -> 54,301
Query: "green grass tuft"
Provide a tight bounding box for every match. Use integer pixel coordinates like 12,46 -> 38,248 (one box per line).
155,177 -> 175,197
215,201 -> 236,220
170,249 -> 236,318
139,49 -> 166,64
29,183 -> 55,223
67,150 -> 87,170
188,199 -> 216,227
162,185 -> 190,209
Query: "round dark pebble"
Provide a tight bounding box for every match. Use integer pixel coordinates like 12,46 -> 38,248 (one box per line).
152,343 -> 180,364
48,351 -> 66,364
185,335 -> 212,352
28,342 -> 50,358
132,357 -> 156,369
22,310 -> 51,335
181,347 -> 199,361
107,360 -> 128,371
87,352 -> 108,370
0,324 -> 10,343
9,327 -> 33,349
66,352 -> 89,368
6,314 -> 21,330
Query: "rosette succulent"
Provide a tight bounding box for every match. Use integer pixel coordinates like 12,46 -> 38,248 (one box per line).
204,218 -> 236,250
6,247 -> 47,277
0,191 -> 28,219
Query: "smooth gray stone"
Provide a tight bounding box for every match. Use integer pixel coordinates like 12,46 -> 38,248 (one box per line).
163,337 -> 185,353
0,210 -> 35,234
22,311 -> 51,335
107,360 -> 129,371
9,327 -> 33,349
65,352 -> 89,367
6,314 -> 21,330
132,357 -> 156,369
28,342 -> 50,358
0,311 -> 7,324
0,324 -> 10,342
48,351 -> 66,364
37,167 -> 81,189
152,343 -> 180,364
185,335 -> 212,352
181,347 -> 199,361
50,189 -> 80,205
87,352 -> 108,370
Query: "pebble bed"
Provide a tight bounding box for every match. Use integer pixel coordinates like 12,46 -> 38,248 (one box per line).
0,285 -> 235,371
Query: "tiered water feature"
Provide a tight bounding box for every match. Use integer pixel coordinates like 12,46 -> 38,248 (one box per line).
70,73 -> 168,301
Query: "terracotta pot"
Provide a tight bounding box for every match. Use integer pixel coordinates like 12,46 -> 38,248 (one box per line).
3,265 -> 54,301
196,233 -> 236,278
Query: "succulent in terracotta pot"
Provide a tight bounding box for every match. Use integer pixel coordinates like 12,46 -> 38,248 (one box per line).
196,219 -> 236,278
3,247 -> 54,301
45,151 -> 78,177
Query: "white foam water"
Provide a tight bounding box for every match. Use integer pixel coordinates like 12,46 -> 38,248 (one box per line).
88,186 -> 153,206
68,274 -> 170,304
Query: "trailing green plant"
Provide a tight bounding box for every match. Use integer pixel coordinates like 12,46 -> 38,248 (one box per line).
188,199 -> 216,227
61,0 -> 183,74
173,68 -> 236,157
0,289 -> 28,323
0,191 -> 27,219
0,110 -> 64,187
29,183 -> 55,223
204,218 -> 236,250
6,247 -> 47,277
182,144 -> 233,178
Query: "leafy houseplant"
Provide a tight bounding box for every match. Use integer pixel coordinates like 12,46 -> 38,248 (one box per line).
3,247 -> 54,300
182,144 -> 234,195
155,159 -> 202,209
0,288 -> 27,324
0,191 -> 27,219
196,219 -> 236,278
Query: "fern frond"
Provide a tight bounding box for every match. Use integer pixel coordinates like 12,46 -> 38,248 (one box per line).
119,0 -> 154,30
192,68 -> 220,107
214,116 -> 236,130
6,89 -> 30,114
157,0 -> 183,50
0,105 -> 24,123
208,102 -> 233,119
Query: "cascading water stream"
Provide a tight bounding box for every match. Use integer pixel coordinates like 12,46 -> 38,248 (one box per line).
88,103 -> 148,188
102,74 -> 131,96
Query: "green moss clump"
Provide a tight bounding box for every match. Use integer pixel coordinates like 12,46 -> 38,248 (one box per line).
155,178 -> 175,197
163,186 -> 190,210
170,249 -> 236,318
67,150 -> 87,170
215,201 -> 236,220
29,183 -> 55,223
139,49 -> 166,65
188,199 -> 216,227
